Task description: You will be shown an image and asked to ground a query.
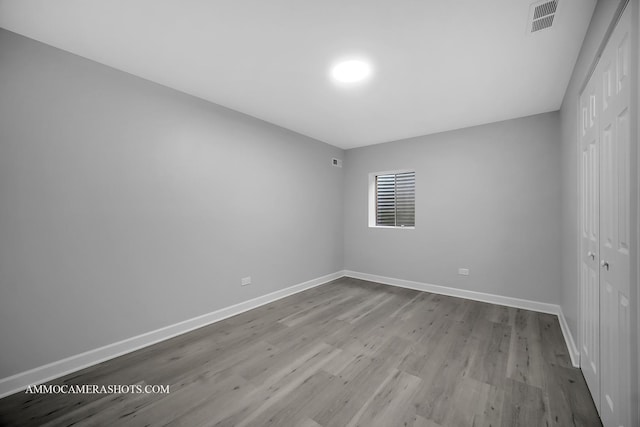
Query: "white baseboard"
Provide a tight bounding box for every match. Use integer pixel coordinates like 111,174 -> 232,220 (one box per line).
0,271 -> 344,399
344,270 -> 560,313
0,269 -> 582,398
557,309 -> 580,368
344,270 -> 580,367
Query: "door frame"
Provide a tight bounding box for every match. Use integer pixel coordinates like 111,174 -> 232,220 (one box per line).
634,1 -> 639,425
576,1 -> 639,426
576,0 -> 629,371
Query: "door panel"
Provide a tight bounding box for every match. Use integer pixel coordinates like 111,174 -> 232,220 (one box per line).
579,6 -> 634,426
616,108 -> 630,261
579,75 -> 601,410
599,281 -> 616,415
597,6 -> 632,427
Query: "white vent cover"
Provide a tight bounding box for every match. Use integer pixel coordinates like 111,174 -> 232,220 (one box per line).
528,0 -> 558,33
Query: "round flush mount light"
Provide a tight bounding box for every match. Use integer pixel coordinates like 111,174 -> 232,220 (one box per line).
330,59 -> 372,84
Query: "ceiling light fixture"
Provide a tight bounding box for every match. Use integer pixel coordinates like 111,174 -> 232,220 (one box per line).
331,60 -> 372,83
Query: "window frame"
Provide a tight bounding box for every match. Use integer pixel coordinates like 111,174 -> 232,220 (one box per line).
368,169 -> 416,229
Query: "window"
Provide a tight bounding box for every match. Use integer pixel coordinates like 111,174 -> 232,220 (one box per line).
369,170 -> 415,228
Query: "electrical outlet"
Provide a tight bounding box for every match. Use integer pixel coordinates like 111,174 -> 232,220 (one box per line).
241,276 -> 251,286
458,268 -> 469,276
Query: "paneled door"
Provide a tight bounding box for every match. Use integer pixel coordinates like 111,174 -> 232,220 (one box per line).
579,59 -> 601,411
578,5 -> 633,427
597,6 -> 632,427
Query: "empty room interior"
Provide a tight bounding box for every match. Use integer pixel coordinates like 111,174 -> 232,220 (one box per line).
0,0 -> 639,426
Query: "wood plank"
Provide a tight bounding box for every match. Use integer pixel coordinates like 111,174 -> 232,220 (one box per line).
0,278 -> 601,427
499,378 -> 550,427
344,369 -> 421,427
506,309 -> 546,388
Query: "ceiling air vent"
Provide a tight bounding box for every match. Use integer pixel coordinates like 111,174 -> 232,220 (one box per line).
529,0 -> 558,33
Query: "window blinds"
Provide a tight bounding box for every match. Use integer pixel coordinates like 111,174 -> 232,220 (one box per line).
375,171 -> 415,227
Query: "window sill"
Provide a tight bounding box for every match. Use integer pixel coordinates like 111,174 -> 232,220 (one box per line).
369,225 -> 415,230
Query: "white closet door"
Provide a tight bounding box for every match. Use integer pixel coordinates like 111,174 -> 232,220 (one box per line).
579,65 -> 601,411
598,6 -> 632,427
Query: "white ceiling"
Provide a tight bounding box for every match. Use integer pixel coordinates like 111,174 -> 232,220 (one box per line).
0,0 -> 596,149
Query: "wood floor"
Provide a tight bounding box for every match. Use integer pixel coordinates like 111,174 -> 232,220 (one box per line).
0,278 -> 601,427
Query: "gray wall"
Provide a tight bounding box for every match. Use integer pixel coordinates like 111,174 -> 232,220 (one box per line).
0,29 -> 344,378
344,112 -> 562,304
558,0 -> 628,346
